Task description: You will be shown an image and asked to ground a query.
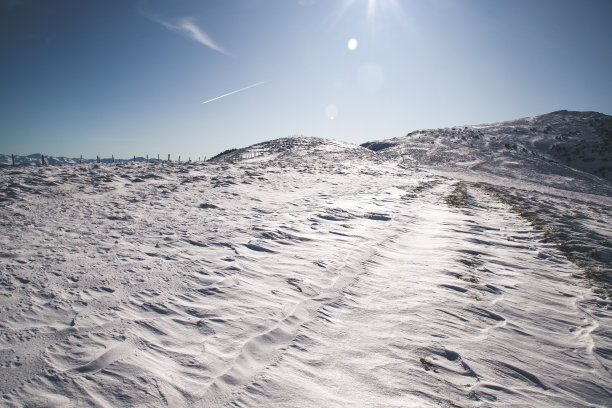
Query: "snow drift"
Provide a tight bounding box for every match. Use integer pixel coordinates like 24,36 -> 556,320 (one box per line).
0,111 -> 610,407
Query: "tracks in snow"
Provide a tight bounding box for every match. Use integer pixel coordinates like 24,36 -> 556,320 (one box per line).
222,180 -> 611,407
0,162 -> 610,407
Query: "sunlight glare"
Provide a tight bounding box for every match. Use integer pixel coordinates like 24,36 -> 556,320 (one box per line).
333,0 -> 402,28
347,38 -> 358,50
367,0 -> 377,19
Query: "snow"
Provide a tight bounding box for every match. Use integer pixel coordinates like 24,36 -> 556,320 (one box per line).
367,110 -> 612,191
0,111 -> 611,407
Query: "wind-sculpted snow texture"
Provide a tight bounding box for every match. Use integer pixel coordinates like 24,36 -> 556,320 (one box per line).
364,110 -> 612,190
1,112 -> 611,407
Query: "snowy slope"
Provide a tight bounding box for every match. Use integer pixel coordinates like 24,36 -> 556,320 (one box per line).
363,110 -> 612,192
0,113 -> 611,407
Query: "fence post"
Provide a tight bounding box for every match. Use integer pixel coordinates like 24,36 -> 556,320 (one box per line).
12,154 -> 15,167
133,155 -> 136,162
112,155 -> 114,163
178,155 -> 181,163
158,154 -> 160,161
168,154 -> 170,162
80,154 -> 82,164
146,154 -> 149,162
41,154 -> 45,166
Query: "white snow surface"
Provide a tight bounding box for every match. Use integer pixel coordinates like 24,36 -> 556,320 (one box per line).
363,110 -> 612,191
1,112 -> 611,407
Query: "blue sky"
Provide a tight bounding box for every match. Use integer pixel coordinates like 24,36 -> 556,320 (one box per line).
1,0 -> 611,159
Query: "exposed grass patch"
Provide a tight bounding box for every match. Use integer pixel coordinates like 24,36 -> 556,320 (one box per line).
445,182 -> 469,208
587,248 -> 600,260
464,275 -> 479,284
459,258 -> 477,268
557,240 -> 573,253
208,148 -> 238,161
413,180 -> 440,194
457,274 -> 479,284
419,357 -> 438,372
474,182 -> 612,301
543,226 -> 560,242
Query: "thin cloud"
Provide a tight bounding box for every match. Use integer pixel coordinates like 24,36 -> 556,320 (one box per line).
202,81 -> 266,104
165,18 -> 232,57
139,5 -> 232,57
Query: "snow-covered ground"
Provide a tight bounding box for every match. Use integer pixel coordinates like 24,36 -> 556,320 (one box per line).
0,111 -> 611,407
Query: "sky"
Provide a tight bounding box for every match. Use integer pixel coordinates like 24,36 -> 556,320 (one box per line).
1,0 -> 611,159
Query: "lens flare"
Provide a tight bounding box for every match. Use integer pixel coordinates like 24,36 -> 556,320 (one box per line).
347,38 -> 358,50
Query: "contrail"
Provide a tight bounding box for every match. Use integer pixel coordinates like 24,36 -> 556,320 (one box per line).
202,81 -> 266,104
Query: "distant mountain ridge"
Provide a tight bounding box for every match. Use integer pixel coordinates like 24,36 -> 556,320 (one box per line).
0,154 -> 185,166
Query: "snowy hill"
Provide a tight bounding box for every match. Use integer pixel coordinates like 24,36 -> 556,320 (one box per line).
0,111 -> 611,407
208,136 -> 379,165
362,110 -> 612,192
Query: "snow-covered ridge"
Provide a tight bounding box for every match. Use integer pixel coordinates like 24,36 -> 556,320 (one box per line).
208,136 -> 377,164
362,110 -> 612,183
